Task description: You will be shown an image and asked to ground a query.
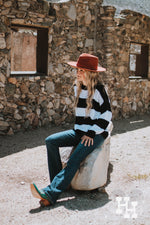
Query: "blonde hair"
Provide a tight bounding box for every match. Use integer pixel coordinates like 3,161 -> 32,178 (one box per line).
75,71 -> 101,116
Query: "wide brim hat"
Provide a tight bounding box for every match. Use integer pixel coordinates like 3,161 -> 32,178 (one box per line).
67,53 -> 106,72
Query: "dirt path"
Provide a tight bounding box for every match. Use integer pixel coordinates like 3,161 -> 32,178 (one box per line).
0,114 -> 150,225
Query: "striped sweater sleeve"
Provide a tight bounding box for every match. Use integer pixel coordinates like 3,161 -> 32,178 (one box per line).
74,83 -> 112,139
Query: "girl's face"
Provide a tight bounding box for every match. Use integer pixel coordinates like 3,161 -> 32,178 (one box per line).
76,69 -> 87,84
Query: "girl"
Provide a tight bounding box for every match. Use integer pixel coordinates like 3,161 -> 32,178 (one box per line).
30,53 -> 112,207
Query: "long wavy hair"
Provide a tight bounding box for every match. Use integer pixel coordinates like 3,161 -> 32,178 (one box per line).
75,70 -> 102,116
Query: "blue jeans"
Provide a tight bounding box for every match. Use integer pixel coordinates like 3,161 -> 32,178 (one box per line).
43,129 -> 105,204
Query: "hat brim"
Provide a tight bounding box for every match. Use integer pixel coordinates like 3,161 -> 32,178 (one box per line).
67,61 -> 106,72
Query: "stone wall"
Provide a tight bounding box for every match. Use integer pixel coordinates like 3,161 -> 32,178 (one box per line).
0,0 -> 150,135
101,6 -> 150,118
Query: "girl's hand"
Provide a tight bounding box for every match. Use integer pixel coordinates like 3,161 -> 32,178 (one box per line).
81,135 -> 94,147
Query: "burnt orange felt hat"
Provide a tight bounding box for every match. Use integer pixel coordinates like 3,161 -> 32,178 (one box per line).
67,53 -> 106,72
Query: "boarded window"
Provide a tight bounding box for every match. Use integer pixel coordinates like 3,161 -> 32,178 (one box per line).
11,26 -> 48,75
129,43 -> 149,79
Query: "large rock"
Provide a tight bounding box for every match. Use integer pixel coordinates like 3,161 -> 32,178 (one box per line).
67,4 -> 76,21
71,136 -> 111,190
0,120 -> 9,131
85,11 -> 92,25
0,37 -> 6,49
60,122 -> 113,190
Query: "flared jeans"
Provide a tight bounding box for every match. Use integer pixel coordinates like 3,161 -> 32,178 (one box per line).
43,129 -> 105,204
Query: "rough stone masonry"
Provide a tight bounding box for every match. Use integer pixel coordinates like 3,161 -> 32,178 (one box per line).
0,0 -> 150,135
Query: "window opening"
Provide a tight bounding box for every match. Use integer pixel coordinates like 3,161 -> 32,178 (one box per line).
129,42 -> 149,79
11,26 -> 48,76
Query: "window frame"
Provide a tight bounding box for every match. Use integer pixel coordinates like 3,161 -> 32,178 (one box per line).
129,42 -> 149,79
10,24 -> 48,77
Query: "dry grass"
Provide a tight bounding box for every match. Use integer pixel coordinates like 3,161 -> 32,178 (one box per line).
127,173 -> 150,181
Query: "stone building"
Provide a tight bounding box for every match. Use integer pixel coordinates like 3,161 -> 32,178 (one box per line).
0,0 -> 150,135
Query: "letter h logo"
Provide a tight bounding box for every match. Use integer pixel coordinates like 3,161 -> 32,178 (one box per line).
116,197 -> 138,218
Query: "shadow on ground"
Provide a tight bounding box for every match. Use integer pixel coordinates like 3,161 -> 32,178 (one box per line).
0,114 -> 149,158
111,114 -> 150,135
0,125 -> 66,158
29,188 -> 111,214
29,162 -> 113,214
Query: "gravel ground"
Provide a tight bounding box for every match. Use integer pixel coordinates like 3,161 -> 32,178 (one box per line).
0,114 -> 150,225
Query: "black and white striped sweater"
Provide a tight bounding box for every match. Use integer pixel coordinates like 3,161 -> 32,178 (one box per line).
74,83 -> 112,139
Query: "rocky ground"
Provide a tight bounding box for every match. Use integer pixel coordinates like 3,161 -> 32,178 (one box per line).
0,114 -> 150,225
